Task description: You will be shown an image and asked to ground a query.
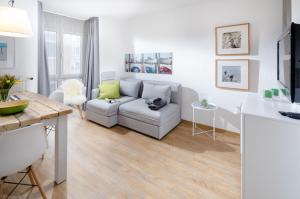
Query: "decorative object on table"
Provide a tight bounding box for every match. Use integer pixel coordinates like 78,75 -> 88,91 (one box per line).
0,37 -> 15,69
215,23 -> 250,55
0,0 -> 32,37
216,59 -> 249,91
191,101 -> 218,141
281,88 -> 289,97
272,88 -> 279,97
0,99 -> 28,115
125,52 -> 173,74
200,99 -> 208,107
263,89 -> 273,99
0,74 -> 21,102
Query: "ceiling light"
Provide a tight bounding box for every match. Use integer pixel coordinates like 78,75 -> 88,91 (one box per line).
0,0 -> 32,37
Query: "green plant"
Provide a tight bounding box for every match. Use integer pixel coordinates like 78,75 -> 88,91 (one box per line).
201,99 -> 208,107
0,75 -> 21,102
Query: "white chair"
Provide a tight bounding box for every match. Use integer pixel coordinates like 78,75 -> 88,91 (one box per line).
49,79 -> 87,119
0,124 -> 47,199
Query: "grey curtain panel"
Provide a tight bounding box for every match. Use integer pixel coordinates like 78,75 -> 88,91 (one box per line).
37,1 -> 51,96
83,17 -> 100,109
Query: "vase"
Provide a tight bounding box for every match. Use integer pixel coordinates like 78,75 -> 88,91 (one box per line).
0,89 -> 10,102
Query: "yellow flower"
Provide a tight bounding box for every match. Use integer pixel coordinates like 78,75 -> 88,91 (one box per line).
15,80 -> 22,84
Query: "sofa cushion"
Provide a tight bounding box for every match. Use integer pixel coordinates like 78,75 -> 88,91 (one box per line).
142,80 -> 182,105
118,98 -> 180,126
86,96 -> 136,117
99,80 -> 120,99
120,79 -> 142,98
141,83 -> 171,103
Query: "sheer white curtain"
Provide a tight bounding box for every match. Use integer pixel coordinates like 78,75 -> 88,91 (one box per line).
43,12 -> 85,93
37,1 -> 50,96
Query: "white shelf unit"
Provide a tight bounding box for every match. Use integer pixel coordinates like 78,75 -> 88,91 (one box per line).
241,94 -> 300,199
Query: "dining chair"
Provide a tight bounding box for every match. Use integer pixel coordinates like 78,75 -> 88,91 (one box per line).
49,79 -> 86,119
0,123 -> 48,199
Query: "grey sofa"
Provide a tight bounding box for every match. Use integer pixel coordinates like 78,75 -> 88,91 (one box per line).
86,78 -> 182,139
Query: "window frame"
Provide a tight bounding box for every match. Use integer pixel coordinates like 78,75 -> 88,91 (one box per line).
44,29 -> 84,90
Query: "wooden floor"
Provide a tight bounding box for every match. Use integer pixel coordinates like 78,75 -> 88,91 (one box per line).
1,111 -> 241,199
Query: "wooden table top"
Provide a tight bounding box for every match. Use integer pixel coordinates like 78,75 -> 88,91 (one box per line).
0,91 -> 73,132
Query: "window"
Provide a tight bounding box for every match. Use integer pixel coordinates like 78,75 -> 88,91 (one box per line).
62,34 -> 81,75
45,32 -> 83,92
44,12 -> 84,92
44,31 -> 57,76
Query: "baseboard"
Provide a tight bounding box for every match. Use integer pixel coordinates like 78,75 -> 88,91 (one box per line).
181,120 -> 240,137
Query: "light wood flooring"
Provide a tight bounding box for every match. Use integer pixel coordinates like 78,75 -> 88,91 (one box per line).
1,111 -> 241,199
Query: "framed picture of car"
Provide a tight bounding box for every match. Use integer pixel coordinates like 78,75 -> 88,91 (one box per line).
125,52 -> 173,75
158,52 -> 173,74
159,64 -> 172,74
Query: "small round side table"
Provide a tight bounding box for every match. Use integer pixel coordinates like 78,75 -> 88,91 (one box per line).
191,101 -> 218,141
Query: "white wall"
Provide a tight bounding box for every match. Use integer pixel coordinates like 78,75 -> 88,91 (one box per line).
114,0 -> 283,133
0,0 -> 38,91
99,17 -> 132,79
292,0 -> 300,23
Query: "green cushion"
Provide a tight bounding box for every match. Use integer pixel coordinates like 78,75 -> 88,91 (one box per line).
99,80 -> 120,99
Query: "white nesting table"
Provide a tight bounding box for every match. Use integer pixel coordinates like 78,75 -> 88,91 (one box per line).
191,101 -> 217,141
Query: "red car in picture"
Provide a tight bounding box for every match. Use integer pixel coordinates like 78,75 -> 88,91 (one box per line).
159,65 -> 172,74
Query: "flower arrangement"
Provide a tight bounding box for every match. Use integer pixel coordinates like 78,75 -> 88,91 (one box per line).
0,75 -> 21,102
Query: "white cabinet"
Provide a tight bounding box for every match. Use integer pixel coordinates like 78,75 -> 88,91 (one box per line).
241,94 -> 300,199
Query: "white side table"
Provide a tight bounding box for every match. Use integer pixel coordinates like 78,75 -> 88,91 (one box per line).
191,101 -> 218,141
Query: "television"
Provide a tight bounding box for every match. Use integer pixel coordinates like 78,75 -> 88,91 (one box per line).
277,22 -> 300,103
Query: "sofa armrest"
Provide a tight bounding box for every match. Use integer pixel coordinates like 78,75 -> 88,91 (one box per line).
49,90 -> 64,103
91,88 -> 99,100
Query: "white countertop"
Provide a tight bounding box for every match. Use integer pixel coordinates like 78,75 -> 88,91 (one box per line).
242,94 -> 300,125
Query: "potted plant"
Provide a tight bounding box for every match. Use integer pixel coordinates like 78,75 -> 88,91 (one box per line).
0,75 -> 21,102
201,99 -> 208,107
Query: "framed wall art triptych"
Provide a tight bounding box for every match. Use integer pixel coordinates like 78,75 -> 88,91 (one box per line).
125,52 -> 173,75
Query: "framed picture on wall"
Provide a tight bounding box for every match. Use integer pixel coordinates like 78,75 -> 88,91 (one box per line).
215,23 -> 250,55
124,52 -> 173,74
0,37 -> 15,69
216,59 -> 249,91
158,52 -> 173,74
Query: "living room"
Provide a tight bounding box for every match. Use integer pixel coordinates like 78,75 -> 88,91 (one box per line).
0,0 -> 299,198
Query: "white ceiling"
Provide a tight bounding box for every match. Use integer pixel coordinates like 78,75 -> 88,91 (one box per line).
42,0 -> 201,20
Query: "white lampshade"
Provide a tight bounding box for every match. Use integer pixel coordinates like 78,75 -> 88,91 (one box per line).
0,6 -> 32,37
